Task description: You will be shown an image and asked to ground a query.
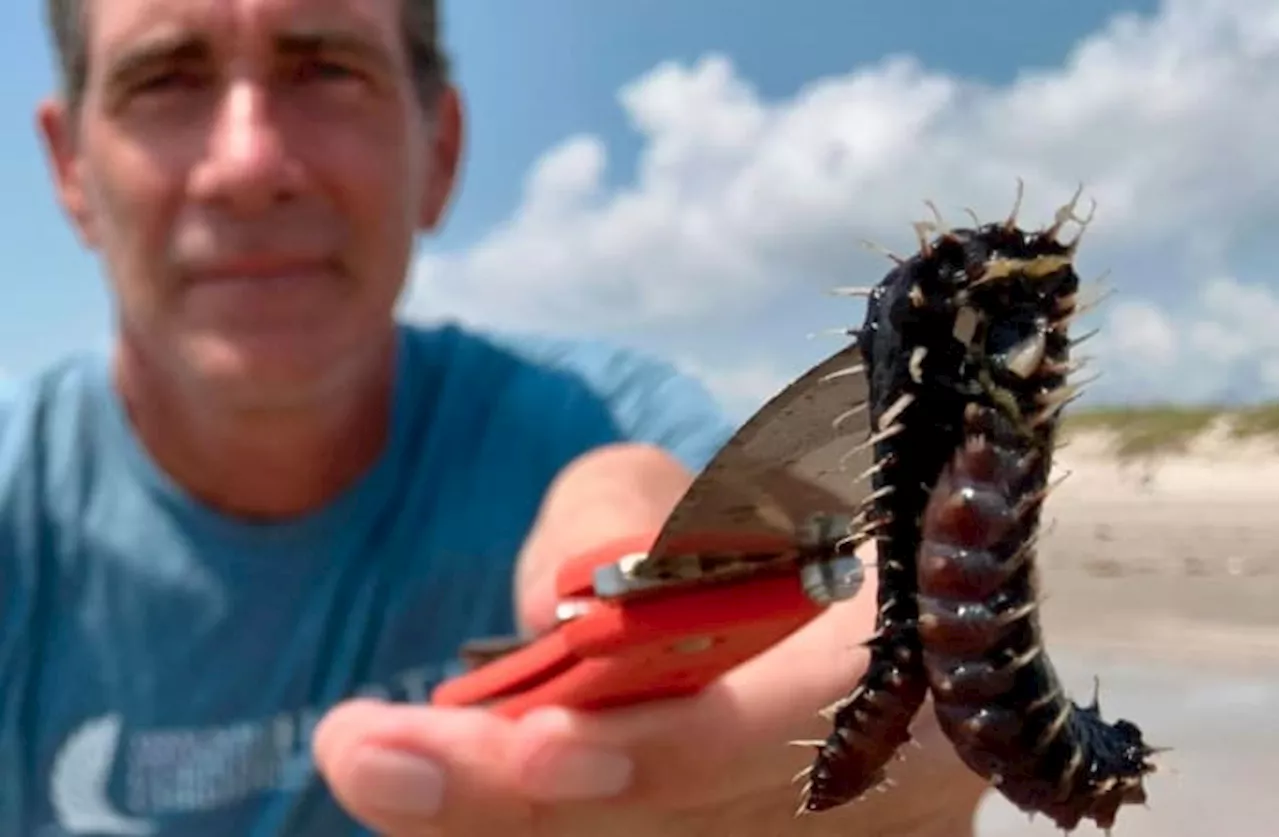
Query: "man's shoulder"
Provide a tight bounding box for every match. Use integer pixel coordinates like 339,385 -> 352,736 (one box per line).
0,355 -> 108,546
398,320 -> 736,473
0,353 -> 105,456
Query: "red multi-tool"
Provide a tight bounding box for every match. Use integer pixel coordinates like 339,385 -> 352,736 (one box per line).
431,343 -> 875,718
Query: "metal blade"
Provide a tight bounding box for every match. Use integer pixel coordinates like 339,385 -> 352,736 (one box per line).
620,340 -> 875,587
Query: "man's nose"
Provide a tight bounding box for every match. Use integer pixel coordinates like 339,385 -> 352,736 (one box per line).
190,80 -> 304,213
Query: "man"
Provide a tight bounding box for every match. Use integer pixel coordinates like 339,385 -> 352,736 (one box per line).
0,0 -> 990,834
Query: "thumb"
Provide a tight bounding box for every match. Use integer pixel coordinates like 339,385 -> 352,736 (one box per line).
515,444 -> 693,634
312,699 -> 637,835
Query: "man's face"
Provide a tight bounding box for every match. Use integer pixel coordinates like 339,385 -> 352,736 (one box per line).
38,0 -> 461,406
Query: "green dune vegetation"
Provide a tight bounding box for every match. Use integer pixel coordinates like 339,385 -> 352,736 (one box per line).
1060,401 -> 1279,459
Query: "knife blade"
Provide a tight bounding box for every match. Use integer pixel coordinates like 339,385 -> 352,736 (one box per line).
581,339 -> 875,602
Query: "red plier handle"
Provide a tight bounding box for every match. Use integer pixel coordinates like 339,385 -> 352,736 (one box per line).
430,531 -> 853,719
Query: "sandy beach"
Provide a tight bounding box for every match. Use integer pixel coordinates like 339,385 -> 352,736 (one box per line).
974,424 -> 1278,836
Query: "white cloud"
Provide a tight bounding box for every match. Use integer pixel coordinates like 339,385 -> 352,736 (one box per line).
1105,301 -> 1180,371
1091,276 -> 1280,405
403,0 -> 1277,415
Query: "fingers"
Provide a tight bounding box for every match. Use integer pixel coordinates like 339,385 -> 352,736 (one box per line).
313,698 -> 637,835
314,699 -> 522,835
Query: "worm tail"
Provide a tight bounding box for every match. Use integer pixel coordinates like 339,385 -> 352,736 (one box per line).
799,408 -> 935,811
799,559 -> 928,812
915,407 -> 1160,831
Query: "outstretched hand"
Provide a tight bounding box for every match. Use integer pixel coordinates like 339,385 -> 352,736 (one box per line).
313,444 -> 988,836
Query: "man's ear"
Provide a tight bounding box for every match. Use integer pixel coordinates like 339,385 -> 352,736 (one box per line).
417,85 -> 464,233
37,98 -> 99,249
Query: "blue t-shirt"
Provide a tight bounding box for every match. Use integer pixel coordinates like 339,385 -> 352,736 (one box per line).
0,321 -> 735,837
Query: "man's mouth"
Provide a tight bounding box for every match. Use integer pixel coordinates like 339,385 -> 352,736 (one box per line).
179,255 -> 347,330
185,255 -> 340,284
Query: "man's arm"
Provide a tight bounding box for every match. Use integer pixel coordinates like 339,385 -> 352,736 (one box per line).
314,441 -> 989,835
315,331 -> 994,837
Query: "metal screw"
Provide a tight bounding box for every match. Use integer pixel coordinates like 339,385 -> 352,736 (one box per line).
800,555 -> 865,605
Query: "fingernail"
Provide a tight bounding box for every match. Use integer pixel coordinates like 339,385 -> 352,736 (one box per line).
523,742 -> 634,801
348,747 -> 446,816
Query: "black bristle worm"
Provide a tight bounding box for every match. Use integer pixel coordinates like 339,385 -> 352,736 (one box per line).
797,183 -> 1160,831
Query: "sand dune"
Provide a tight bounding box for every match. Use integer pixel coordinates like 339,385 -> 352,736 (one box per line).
1038,425 -> 1277,661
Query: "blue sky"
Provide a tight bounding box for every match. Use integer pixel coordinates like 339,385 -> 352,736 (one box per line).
0,0 -> 1274,418
429,0 -> 1163,244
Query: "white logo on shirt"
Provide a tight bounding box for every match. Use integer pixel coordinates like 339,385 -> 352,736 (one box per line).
50,715 -> 155,836
46,662 -> 456,834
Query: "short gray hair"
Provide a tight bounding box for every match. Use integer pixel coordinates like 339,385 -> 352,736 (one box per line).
44,0 -> 451,111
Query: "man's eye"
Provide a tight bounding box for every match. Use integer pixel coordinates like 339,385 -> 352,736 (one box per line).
293,59 -> 363,84
131,70 -> 205,95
